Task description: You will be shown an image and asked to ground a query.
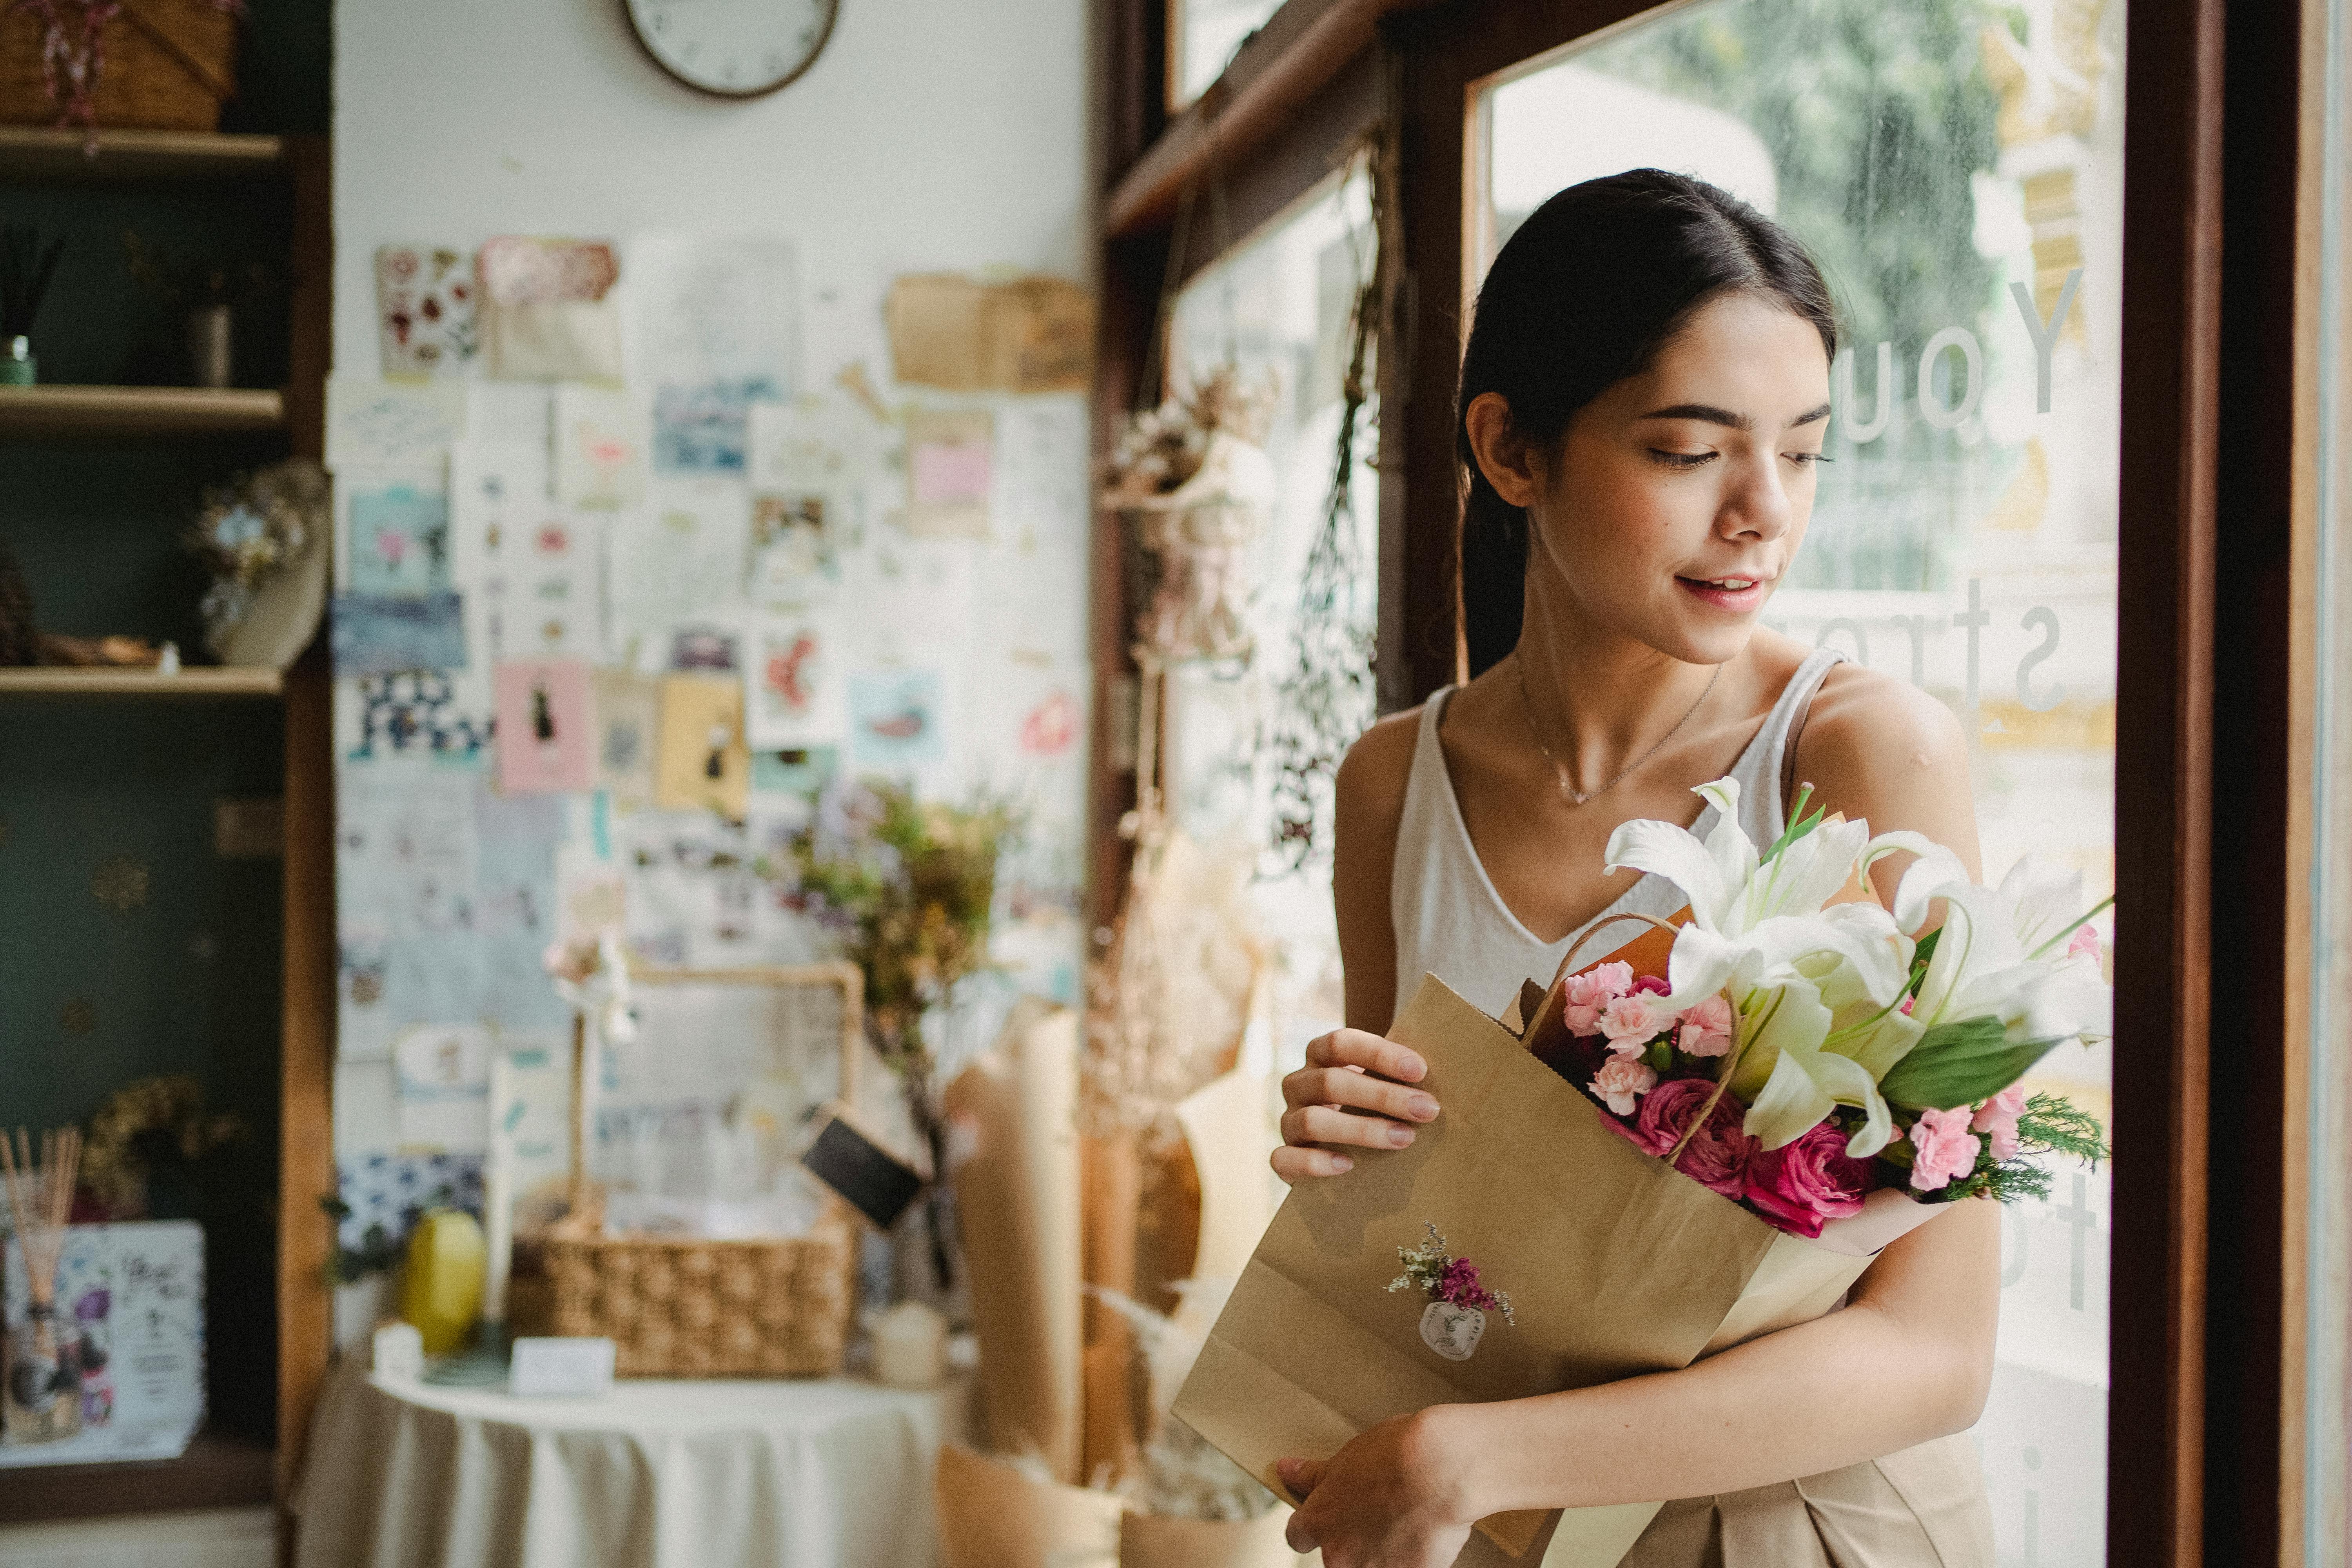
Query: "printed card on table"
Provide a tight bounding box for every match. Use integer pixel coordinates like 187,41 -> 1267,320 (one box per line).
375,245 -> 477,378
905,407 -> 994,538
848,667 -> 947,769
492,659 -> 596,796
747,607 -> 845,748
655,675 -> 751,819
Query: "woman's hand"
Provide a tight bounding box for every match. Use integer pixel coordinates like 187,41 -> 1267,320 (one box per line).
1277,1410 -> 1477,1568
1272,1029 -> 1442,1183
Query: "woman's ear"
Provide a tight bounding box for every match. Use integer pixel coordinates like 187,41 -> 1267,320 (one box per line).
1465,392 -> 1543,508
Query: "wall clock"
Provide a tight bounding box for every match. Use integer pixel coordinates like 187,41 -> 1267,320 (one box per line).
623,0 -> 838,98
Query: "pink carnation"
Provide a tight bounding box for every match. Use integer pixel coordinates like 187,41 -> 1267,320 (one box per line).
1630,974 -> 1671,997
1676,994 -> 1736,1057
1630,1077 -> 1755,1198
1588,1056 -> 1658,1115
1908,1106 -> 1983,1192
2066,924 -> 2101,962
1598,992 -> 1677,1053
1743,1122 -> 1870,1238
1971,1085 -> 2027,1161
1563,962 -> 1635,1036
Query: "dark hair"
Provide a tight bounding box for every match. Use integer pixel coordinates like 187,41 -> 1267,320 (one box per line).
1455,169 -> 1838,676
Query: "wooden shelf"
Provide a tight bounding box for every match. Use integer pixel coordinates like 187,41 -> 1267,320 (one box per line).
0,126 -> 287,183
0,1427 -> 274,1526
0,385 -> 285,437
0,666 -> 285,697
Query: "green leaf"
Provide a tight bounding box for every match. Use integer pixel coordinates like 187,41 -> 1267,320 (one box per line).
1760,783 -> 1828,866
1877,1016 -> 2067,1111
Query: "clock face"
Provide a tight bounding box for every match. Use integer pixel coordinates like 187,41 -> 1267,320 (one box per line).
623,0 -> 838,98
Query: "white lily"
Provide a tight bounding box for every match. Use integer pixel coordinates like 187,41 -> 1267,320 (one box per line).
1884,849 -> 2111,1045
1605,778 -> 1921,1154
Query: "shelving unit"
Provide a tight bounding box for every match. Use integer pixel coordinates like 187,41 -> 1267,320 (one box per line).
0,666 -> 285,696
0,127 -> 286,183
0,92 -> 334,1544
0,385 -> 286,438
0,1428 -> 274,1528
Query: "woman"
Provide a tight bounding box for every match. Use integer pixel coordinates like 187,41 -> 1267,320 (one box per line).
1269,171 -> 1999,1568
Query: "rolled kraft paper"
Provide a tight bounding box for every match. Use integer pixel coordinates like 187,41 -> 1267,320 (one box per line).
944,996 -> 1085,1484
1171,1067 -> 1281,1343
934,1443 -> 1126,1568
1118,1507 -> 1305,1568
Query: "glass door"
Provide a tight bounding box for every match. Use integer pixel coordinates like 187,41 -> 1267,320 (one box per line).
1474,3 -> 2125,1561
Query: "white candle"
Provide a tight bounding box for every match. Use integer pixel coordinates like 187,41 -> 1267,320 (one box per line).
869,1301 -> 947,1389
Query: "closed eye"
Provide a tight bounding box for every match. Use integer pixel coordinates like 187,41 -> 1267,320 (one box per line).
1785,452 -> 1833,467
1647,449 -> 1716,470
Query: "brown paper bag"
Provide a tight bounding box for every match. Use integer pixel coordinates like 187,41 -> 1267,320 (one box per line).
946,998 -> 1086,1483
935,1443 -> 1127,1568
1172,975 -> 1911,1566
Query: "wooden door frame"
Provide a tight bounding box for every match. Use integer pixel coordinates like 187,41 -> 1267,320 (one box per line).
1093,0 -> 2291,1559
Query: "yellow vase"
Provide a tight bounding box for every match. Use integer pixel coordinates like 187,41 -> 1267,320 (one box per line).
398,1209 -> 486,1356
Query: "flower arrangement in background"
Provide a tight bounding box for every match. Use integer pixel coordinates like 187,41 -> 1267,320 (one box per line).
186,458 -> 329,659
541,930 -> 636,1045
1535,778 -> 2112,1240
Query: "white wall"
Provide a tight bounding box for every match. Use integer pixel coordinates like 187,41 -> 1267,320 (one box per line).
333,0 -> 1091,380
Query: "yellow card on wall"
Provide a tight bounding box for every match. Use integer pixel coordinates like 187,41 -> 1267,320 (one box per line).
655,675 -> 751,819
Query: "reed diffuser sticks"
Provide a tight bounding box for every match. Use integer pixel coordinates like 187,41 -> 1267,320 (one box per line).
2,1125 -> 84,1444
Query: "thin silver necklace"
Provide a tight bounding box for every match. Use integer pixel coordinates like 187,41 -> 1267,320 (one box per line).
1514,653 -> 1720,807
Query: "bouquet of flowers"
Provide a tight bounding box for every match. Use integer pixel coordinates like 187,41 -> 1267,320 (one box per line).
1530,777 -> 2111,1240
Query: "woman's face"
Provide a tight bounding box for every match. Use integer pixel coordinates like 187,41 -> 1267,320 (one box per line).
1479,290 -> 1834,666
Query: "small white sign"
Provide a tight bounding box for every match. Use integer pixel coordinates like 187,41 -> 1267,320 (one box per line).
508,1336 -> 615,1398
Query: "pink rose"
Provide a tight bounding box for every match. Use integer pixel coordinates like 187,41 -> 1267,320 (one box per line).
1588,1056 -> 1658,1116
1743,1122 -> 1870,1238
2066,924 -> 2101,962
1598,993 -> 1677,1053
1971,1085 -> 2027,1161
1676,994 -> 1736,1057
1563,961 -> 1634,1036
1908,1106 -> 1983,1192
1630,1077 -> 1755,1198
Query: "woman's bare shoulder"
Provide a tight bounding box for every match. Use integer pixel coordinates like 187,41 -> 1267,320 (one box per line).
1335,706 -> 1423,835
1798,662 -> 1967,776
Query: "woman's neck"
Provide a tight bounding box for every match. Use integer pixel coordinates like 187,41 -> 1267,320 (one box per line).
1510,588 -> 1723,782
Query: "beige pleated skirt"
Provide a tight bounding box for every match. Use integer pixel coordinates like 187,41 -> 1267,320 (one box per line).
1453,1432 -> 1992,1568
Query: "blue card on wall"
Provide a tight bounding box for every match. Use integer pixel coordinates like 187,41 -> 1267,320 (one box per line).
333,592 -> 468,675
848,668 -> 946,767
346,481 -> 452,597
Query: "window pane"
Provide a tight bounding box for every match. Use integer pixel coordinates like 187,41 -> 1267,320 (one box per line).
1479,2 -> 2123,1561
1161,165 -> 1379,1057
1168,0 -> 1286,111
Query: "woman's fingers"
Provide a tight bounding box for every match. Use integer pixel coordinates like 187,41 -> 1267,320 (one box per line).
1303,1027 -> 1429,1084
1270,1144 -> 1354,1183
1281,1063 -> 1441,1125
1281,1103 -> 1421,1151
1278,1459 -> 1327,1550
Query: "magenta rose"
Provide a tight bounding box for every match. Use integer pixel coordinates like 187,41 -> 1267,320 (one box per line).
1742,1122 -> 1870,1238
1631,1077 -> 1756,1198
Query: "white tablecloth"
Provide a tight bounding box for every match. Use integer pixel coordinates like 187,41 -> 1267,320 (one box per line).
291,1360 -> 975,1568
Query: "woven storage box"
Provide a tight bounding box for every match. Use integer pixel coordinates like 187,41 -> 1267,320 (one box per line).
540,963 -> 868,1378
1,0 -> 239,132
543,1195 -> 860,1377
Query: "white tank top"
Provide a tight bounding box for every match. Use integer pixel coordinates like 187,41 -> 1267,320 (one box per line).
1390,648 -> 1846,1021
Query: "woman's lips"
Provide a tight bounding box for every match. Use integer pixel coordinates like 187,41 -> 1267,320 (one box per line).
1675,575 -> 1772,613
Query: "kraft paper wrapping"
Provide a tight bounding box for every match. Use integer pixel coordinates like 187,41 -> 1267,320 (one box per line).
935,1442 -> 1126,1568
945,998 -> 1085,1484
1171,976 -> 1903,1566
1171,1066 -> 1281,1343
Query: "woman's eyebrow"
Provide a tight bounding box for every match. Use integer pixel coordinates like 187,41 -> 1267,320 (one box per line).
1638,402 -> 1749,429
1789,402 -> 1833,427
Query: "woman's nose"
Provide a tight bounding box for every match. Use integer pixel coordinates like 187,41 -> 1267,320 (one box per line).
1717,454 -> 1795,541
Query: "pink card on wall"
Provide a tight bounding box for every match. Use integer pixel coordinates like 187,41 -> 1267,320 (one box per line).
494,659 -> 595,795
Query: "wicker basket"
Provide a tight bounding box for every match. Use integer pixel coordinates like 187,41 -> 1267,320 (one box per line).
538,963 -> 868,1378
0,0 -> 239,132
543,1193 -> 860,1377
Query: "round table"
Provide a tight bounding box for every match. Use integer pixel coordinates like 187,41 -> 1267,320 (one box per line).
291,1359 -> 975,1568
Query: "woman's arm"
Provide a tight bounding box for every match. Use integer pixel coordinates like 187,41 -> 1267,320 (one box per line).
1272,712 -> 1442,1184
1282,666 -> 2000,1563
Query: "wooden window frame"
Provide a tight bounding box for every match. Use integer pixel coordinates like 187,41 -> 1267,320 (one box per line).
1093,2 -> 2309,1559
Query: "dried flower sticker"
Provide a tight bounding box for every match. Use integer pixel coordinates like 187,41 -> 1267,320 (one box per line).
1389,1222 -> 1514,1362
